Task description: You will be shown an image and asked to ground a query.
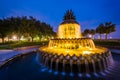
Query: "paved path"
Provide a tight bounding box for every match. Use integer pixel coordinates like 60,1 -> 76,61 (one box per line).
0,46 -> 39,65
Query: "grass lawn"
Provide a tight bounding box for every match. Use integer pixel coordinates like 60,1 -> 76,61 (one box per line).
0,41 -> 48,49
93,39 -> 120,49
94,40 -> 120,46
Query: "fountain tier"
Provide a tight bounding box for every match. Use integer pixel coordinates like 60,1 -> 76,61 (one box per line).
39,10 -> 113,74
48,38 -> 95,50
39,49 -> 113,73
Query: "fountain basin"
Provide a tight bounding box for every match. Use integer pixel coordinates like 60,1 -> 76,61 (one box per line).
0,51 -> 119,80
38,48 -> 113,73
38,10 -> 113,75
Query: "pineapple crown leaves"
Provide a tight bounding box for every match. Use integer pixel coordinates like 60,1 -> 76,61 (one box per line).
63,9 -> 76,21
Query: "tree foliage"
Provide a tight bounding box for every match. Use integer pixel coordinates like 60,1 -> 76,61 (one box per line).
96,23 -> 105,39
83,29 -> 90,37
0,19 -> 11,43
0,16 -> 56,43
104,22 -> 116,39
83,29 -> 96,38
96,22 -> 116,39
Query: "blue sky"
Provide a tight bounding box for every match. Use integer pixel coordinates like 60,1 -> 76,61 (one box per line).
0,0 -> 120,38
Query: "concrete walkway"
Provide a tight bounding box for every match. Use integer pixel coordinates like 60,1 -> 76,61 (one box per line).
0,46 -> 39,65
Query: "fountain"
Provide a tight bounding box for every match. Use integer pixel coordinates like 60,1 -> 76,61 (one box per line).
39,10 -> 113,74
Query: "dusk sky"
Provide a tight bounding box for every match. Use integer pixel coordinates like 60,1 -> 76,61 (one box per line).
0,0 -> 120,38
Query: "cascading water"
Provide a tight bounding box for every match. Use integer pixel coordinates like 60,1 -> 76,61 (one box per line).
38,10 -> 113,76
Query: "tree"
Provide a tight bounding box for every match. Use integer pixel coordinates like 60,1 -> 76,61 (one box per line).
6,17 -> 15,41
8,16 -> 24,41
24,16 -> 39,42
0,19 -> 10,43
83,29 -> 90,38
0,16 -> 56,43
40,22 -> 56,40
104,22 -> 116,39
90,29 -> 96,39
96,23 -> 105,39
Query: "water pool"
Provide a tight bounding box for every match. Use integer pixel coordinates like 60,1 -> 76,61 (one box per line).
0,52 -> 120,80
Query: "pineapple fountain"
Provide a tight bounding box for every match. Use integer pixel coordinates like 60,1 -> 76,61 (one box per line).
39,10 -> 113,75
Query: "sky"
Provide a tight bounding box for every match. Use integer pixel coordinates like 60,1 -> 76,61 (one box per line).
0,0 -> 120,39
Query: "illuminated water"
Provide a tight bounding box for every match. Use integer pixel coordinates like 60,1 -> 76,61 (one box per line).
0,51 -> 120,80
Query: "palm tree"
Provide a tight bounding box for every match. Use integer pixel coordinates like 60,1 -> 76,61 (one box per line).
96,23 -> 105,40
83,29 -> 90,38
90,29 -> 96,39
104,22 -> 116,39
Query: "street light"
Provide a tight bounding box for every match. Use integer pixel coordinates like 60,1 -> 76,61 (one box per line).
12,35 -> 17,40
